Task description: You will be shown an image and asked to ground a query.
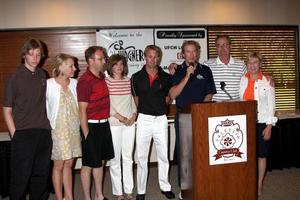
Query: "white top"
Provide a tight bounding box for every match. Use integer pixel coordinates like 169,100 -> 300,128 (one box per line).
204,56 -> 246,101
105,76 -> 137,126
46,78 -> 78,129
239,75 -> 278,125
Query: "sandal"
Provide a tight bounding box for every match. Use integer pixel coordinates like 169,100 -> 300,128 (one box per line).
125,194 -> 133,200
116,195 -> 125,200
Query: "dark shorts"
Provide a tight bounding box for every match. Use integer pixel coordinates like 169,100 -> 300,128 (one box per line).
81,122 -> 114,168
257,123 -> 270,158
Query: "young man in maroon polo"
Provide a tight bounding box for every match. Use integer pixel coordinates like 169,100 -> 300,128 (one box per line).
77,46 -> 114,200
3,38 -> 52,200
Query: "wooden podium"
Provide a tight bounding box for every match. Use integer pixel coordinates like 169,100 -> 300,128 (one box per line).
178,101 -> 257,200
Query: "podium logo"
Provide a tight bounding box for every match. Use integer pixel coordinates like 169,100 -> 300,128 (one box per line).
212,119 -> 244,160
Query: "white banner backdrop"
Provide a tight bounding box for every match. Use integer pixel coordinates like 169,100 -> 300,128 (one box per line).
97,29 -> 153,76
208,115 -> 247,165
96,27 -> 207,76
154,28 -> 207,71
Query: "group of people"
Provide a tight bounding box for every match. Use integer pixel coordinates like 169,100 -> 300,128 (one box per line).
2,35 -> 277,200
168,35 -> 277,198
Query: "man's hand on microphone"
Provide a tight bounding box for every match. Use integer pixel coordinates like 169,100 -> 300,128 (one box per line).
185,63 -> 195,79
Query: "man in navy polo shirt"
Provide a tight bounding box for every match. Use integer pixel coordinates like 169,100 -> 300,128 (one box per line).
169,40 -> 216,107
131,45 -> 175,200
169,40 -> 216,199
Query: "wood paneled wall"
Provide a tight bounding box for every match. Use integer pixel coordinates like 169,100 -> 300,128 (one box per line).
0,29 -> 96,132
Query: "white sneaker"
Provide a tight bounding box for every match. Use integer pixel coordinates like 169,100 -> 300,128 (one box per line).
178,191 -> 183,199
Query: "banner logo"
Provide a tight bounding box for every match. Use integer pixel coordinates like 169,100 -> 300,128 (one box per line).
108,40 -> 144,62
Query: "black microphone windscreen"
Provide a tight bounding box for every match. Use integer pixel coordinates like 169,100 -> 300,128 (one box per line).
220,81 -> 226,90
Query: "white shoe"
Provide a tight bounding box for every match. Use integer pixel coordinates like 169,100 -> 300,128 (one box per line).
178,191 -> 183,199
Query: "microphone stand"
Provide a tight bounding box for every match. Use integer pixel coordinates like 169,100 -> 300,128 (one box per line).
220,82 -> 233,100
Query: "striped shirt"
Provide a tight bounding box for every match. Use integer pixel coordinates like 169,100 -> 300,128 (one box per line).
203,56 -> 246,101
105,76 -> 137,126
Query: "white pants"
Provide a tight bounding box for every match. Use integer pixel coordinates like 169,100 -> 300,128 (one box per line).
136,113 -> 171,194
109,124 -> 135,195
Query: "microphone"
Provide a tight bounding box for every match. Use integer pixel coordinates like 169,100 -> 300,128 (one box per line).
220,81 -> 225,90
220,81 -> 233,100
187,62 -> 195,80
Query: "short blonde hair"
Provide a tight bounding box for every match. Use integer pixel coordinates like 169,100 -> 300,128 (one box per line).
106,54 -> 128,78
181,40 -> 201,54
52,53 -> 75,77
144,45 -> 162,63
245,51 -> 263,64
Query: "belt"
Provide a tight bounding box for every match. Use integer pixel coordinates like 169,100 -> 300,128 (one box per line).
139,113 -> 165,119
88,119 -> 108,123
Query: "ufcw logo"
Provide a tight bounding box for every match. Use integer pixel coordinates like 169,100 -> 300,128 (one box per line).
108,40 -> 144,62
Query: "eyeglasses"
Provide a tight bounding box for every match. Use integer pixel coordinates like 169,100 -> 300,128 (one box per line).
93,57 -> 107,62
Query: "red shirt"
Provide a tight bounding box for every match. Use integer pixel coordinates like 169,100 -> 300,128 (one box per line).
148,73 -> 158,87
77,69 -> 110,120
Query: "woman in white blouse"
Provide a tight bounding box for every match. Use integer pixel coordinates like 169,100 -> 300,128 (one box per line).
46,53 -> 81,200
239,52 -> 277,196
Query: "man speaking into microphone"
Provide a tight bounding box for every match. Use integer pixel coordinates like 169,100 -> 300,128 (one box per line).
169,40 -> 216,199
169,40 -> 216,107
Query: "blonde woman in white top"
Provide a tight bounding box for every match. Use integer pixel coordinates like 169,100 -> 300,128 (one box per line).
105,54 -> 137,200
239,52 -> 277,196
46,53 -> 81,200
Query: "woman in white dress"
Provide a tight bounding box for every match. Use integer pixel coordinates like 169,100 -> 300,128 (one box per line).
46,53 -> 81,200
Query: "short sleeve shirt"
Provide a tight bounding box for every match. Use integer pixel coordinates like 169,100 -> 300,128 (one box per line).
203,56 -> 246,101
77,69 -> 110,120
131,66 -> 171,116
3,65 -> 51,130
171,62 -> 216,109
